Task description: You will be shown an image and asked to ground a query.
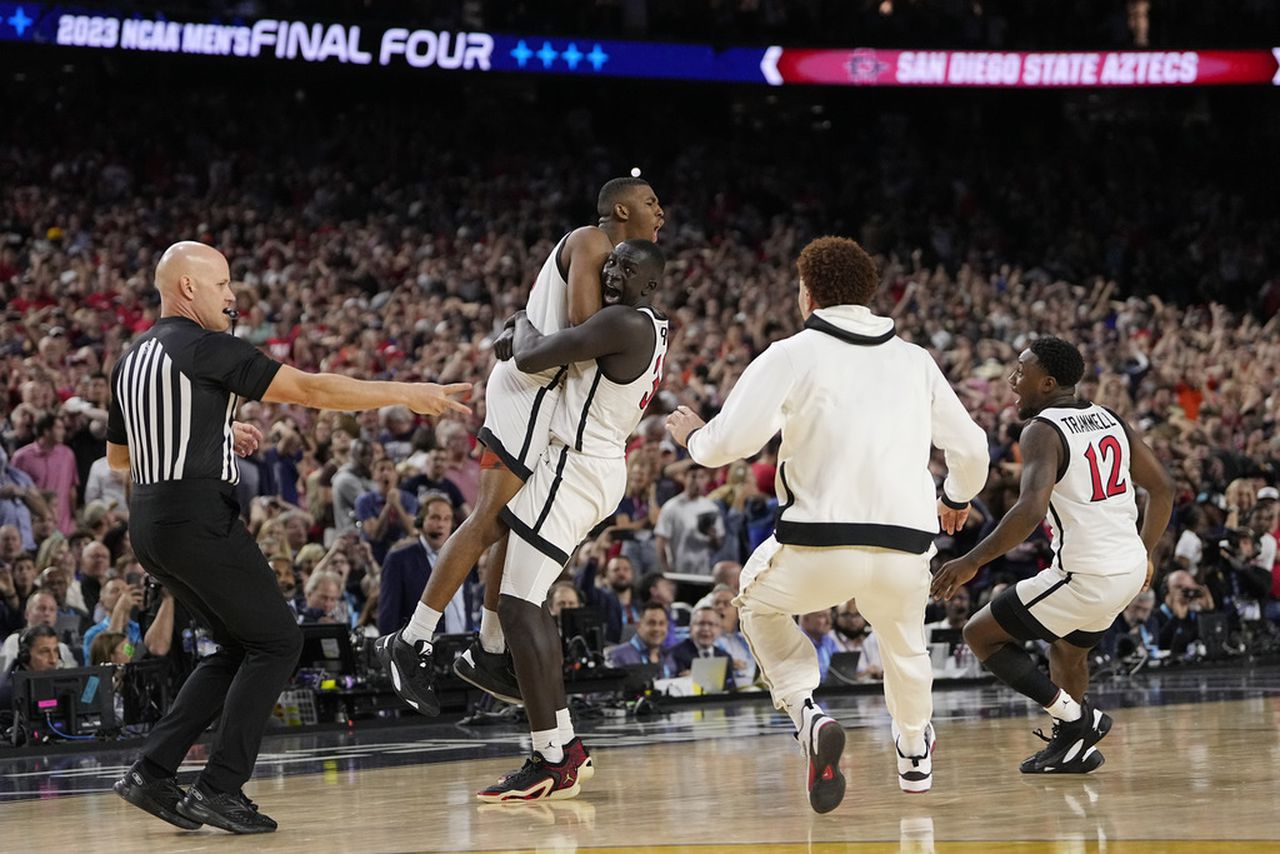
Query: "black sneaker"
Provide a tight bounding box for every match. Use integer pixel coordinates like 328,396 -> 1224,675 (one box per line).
453,639 -> 523,705
476,752 -> 581,802
374,629 -> 440,716
1020,699 -> 1112,774
113,763 -> 202,830
175,782 -> 278,834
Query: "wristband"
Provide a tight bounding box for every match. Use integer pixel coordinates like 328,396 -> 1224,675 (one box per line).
685,426 -> 702,454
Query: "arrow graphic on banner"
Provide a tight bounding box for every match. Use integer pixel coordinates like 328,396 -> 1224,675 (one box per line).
761,45 -> 783,85
1273,48 -> 1280,85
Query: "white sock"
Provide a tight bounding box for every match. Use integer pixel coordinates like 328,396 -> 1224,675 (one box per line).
791,695 -> 818,732
1044,689 -> 1082,723
897,728 -> 928,758
532,728 -> 563,764
556,708 -> 575,745
480,607 -> 505,654
403,602 -> 442,644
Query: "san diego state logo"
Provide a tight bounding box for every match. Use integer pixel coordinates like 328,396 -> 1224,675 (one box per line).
845,49 -> 890,84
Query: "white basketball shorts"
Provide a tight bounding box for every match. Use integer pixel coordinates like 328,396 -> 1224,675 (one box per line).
500,443 -> 626,605
478,358 -> 566,481
991,562 -> 1146,648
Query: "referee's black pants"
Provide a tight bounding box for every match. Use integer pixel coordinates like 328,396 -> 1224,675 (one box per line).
130,482 -> 302,794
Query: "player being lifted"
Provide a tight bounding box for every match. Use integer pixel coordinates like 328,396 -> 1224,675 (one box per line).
478,239 -> 668,801
375,178 -> 664,713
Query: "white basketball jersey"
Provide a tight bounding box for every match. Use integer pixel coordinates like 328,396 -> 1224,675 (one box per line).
525,233 -> 573,335
1034,402 -> 1146,576
551,307 -> 669,457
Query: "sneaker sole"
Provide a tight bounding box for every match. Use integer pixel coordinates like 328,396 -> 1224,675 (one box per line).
1026,748 -> 1106,775
377,636 -> 441,716
453,659 -> 523,706
897,729 -> 936,794
808,719 -> 846,814
476,778 -> 582,803
175,800 -> 276,834
900,778 -> 932,793
113,779 -> 202,830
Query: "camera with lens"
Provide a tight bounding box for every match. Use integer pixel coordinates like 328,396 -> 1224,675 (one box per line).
1200,527 -> 1272,605
1217,528 -> 1257,559
1200,527 -> 1257,570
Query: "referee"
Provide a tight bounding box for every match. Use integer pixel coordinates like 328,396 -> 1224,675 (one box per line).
110,241 -> 470,834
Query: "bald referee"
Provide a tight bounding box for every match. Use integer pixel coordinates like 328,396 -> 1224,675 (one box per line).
110,241 -> 470,834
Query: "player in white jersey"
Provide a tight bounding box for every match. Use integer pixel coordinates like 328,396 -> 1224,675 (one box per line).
476,239 -> 667,802
375,178 -> 664,717
932,336 -> 1173,774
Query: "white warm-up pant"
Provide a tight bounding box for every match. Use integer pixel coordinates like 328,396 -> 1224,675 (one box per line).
734,536 -> 934,745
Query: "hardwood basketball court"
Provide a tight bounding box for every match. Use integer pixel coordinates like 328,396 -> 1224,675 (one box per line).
3,669 -> 1278,852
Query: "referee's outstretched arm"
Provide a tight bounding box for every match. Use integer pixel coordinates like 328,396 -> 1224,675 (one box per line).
261,364 -> 471,417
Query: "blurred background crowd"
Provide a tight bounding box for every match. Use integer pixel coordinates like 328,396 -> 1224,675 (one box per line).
2,31 -> 1278,701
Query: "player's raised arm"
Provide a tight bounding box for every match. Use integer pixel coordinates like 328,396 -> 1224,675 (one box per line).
671,343 -> 793,468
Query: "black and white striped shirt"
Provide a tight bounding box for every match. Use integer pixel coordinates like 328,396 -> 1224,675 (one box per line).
107,317 -> 281,487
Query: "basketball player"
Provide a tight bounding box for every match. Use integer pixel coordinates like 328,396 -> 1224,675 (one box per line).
667,237 -> 990,812
478,239 -> 667,801
931,336 -> 1173,773
375,178 -> 664,715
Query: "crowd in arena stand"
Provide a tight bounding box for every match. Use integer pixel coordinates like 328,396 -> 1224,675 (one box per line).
2,76 -> 1279,714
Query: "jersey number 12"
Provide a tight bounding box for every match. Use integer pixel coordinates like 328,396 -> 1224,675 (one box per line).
1083,436 -> 1127,501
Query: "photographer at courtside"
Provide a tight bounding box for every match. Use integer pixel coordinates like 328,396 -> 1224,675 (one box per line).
1153,569 -> 1215,655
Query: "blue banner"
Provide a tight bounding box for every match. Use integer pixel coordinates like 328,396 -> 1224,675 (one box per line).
4,5 -> 1276,88
0,3 -> 769,83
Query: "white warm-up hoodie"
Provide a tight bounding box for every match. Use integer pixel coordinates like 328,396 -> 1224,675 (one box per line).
687,304 -> 989,554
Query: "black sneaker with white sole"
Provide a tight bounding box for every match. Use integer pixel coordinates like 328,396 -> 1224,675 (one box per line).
374,629 -> 440,716
113,764 -> 202,830
1021,698 -> 1111,774
453,639 -> 523,705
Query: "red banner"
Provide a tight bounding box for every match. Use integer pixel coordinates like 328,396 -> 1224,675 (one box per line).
763,48 -> 1280,88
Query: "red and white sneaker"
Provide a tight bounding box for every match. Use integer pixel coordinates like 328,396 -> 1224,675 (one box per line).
476,753 -> 581,803
563,737 -> 594,782
800,700 -> 846,814
895,723 -> 936,793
